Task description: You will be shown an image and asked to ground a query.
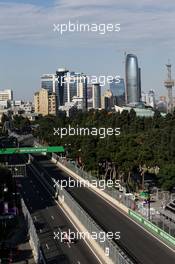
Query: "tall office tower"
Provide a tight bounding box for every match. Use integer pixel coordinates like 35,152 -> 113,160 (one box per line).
110,78 -> 125,106
41,74 -> 58,108
34,88 -> 57,116
87,85 -> 93,109
138,68 -> 142,101
64,72 -> 88,110
125,54 -> 140,104
87,85 -> 92,99
56,68 -> 69,107
101,89 -> 113,110
41,74 -> 57,92
0,89 -> 13,101
92,83 -> 101,109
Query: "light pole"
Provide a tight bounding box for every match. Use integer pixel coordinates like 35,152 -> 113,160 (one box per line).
145,183 -> 151,221
12,167 -> 18,215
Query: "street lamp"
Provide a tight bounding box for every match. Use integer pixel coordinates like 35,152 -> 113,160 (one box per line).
12,167 -> 18,215
145,183 -> 151,221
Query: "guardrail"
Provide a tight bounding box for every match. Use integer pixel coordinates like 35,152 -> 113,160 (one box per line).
29,155 -> 135,263
21,198 -> 40,263
52,154 -> 135,210
52,153 -> 175,250
55,183 -> 134,264
21,198 -> 47,264
128,210 -> 175,248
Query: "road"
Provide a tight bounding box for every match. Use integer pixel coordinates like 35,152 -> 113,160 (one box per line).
19,162 -> 100,264
31,155 -> 175,264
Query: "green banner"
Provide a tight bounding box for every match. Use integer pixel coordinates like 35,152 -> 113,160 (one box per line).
0,146 -> 64,155
128,210 -> 175,246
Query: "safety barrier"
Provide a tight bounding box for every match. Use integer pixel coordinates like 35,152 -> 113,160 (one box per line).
128,210 -> 175,247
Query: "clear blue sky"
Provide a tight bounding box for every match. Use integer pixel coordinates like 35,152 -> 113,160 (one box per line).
0,0 -> 175,101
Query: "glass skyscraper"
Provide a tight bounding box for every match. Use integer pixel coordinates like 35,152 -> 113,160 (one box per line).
41,74 -> 58,107
56,68 -> 69,107
125,54 -> 141,104
41,74 -> 57,93
92,83 -> 101,109
110,78 -> 125,106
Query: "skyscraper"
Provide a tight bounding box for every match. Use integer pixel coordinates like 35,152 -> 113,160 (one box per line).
125,54 -> 140,104
92,83 -> 101,109
138,68 -> 142,101
101,89 -> 113,110
41,74 -> 58,109
56,68 -> 69,107
41,74 -> 57,92
110,78 -> 125,106
41,69 -> 88,110
87,85 -> 92,100
64,72 -> 87,109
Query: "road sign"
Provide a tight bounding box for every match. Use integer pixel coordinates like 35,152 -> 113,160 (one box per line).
0,146 -> 64,155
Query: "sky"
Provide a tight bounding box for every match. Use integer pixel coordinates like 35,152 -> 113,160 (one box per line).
0,0 -> 175,101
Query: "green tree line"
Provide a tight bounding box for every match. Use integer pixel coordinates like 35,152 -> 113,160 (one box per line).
33,109 -> 175,191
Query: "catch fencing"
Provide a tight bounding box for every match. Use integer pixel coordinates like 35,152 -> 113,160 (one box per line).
52,153 -> 135,210
55,182 -> 135,264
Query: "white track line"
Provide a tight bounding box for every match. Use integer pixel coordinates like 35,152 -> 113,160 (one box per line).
55,200 -> 103,264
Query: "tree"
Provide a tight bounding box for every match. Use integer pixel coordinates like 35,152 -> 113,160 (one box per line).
158,165 -> 175,191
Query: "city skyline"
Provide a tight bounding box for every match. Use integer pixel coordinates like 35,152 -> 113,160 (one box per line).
0,0 -> 175,100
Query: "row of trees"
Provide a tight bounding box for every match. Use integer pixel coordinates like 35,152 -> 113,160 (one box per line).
26,110 -> 175,191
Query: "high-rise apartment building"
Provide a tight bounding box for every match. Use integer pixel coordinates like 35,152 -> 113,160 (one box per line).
34,88 -> 57,116
125,54 -> 141,104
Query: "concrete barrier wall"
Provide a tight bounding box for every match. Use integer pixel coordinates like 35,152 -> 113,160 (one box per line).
58,196 -> 114,264
52,157 -> 129,214
52,157 -> 175,250
31,157 -> 132,264
21,198 -> 39,263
